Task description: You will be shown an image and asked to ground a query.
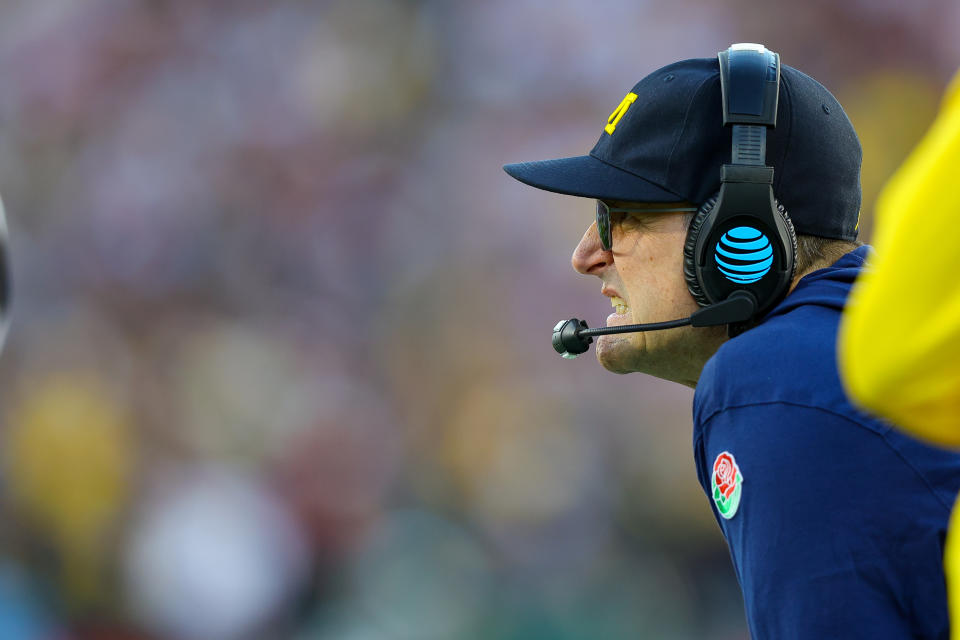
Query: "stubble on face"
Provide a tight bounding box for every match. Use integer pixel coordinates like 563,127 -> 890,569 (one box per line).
596,321 -> 722,385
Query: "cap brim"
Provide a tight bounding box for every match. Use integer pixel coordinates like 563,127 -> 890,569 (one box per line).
503,154 -> 684,203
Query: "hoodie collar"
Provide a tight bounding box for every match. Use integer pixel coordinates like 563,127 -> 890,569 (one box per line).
762,245 -> 871,322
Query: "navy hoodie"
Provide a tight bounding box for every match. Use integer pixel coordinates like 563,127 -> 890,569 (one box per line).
694,246 -> 960,639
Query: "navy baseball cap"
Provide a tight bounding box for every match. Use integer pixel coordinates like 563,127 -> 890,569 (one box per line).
504,55 -> 862,241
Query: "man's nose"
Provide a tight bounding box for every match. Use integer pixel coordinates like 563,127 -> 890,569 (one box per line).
572,222 -> 612,275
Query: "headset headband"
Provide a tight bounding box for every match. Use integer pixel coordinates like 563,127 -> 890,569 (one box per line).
718,43 -> 780,167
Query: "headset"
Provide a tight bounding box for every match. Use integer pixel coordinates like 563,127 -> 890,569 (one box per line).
553,43 -> 797,358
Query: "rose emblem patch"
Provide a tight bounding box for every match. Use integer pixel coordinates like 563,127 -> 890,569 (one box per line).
711,451 -> 744,519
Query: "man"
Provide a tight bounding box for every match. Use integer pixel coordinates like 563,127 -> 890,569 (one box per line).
504,45 -> 960,638
838,70 -> 960,633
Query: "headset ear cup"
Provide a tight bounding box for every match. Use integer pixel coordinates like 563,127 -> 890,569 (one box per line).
776,200 -> 798,284
684,195 -> 798,311
683,194 -> 718,308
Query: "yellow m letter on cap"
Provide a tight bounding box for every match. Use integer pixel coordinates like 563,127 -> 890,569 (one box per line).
605,92 -> 637,135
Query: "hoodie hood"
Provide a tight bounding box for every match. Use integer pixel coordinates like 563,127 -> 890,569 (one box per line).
763,246 -> 870,323
695,244 -> 873,420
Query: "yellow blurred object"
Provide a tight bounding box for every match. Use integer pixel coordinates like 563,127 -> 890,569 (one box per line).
947,498 -> 960,635
839,70 -> 960,446
838,69 -> 960,637
5,373 -> 133,606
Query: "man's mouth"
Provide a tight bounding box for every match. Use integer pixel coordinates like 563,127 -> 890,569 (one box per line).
610,296 -> 630,315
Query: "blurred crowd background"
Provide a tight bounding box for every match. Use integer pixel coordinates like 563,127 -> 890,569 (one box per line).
0,1 -> 956,638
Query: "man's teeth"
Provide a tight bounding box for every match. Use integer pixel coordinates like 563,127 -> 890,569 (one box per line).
610,296 -> 630,315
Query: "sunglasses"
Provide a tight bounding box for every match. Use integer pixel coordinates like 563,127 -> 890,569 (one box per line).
596,201 -> 698,251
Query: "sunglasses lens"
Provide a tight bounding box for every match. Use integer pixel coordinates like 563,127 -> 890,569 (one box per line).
596,201 -> 611,250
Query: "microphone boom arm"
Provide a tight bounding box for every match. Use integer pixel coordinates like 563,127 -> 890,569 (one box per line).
552,291 -> 757,359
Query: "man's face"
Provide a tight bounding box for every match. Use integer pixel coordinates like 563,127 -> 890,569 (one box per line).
571,201 -> 726,386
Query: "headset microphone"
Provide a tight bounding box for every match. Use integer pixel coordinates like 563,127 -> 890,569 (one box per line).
552,291 -> 757,358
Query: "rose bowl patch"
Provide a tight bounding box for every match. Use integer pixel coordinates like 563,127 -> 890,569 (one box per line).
711,451 -> 744,519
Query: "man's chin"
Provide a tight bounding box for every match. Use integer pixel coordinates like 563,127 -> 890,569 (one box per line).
595,334 -> 640,375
